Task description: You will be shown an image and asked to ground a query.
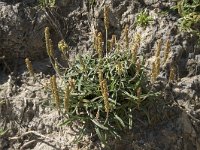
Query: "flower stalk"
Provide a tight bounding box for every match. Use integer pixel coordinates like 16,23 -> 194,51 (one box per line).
25,58 -> 34,77
101,79 -> 110,113
124,25 -> 129,49
163,39 -> 170,64
97,32 -> 103,58
45,27 -> 50,56
155,39 -> 162,57
51,75 -> 60,112
104,5 -> 109,57
64,84 -> 70,112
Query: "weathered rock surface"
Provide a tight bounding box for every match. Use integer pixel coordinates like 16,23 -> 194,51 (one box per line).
0,1 -> 48,64
0,0 -> 92,67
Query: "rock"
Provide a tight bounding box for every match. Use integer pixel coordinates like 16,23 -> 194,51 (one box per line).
0,2 -> 48,64
144,0 -> 157,5
181,111 -> 196,137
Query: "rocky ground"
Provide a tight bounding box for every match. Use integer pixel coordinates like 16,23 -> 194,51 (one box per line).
0,0 -> 200,150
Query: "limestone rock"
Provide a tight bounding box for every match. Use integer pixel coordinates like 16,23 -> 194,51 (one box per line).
0,2 -> 48,64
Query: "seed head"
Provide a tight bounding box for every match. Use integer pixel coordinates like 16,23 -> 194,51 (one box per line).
25,58 -> 34,77
45,27 -> 50,55
97,32 -> 103,58
110,35 -> 116,51
163,39 -> 170,64
101,79 -> 110,113
155,39 -> 162,57
124,24 -> 129,49
98,69 -> 103,82
155,57 -> 160,76
104,5 -> 109,30
98,70 -> 104,94
64,83 -> 70,112
131,33 -> 141,62
94,30 -> 98,51
49,39 -> 54,57
135,33 -> 141,46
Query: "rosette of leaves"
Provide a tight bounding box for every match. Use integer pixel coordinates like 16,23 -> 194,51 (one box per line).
135,9 -> 153,27
177,0 -> 200,17
179,12 -> 200,32
172,0 -> 200,43
59,50 -> 160,146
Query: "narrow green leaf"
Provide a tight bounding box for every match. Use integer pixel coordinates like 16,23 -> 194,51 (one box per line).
95,127 -> 107,145
123,91 -> 138,100
60,116 -> 89,126
73,127 -> 85,143
91,119 -> 109,130
114,113 -> 125,128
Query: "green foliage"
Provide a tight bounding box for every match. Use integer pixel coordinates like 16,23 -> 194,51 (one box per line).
43,6 -> 160,147
179,12 -> 200,32
177,0 -> 200,17
50,49 -> 160,146
39,0 -> 56,8
172,0 -> 200,41
135,9 -> 153,27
